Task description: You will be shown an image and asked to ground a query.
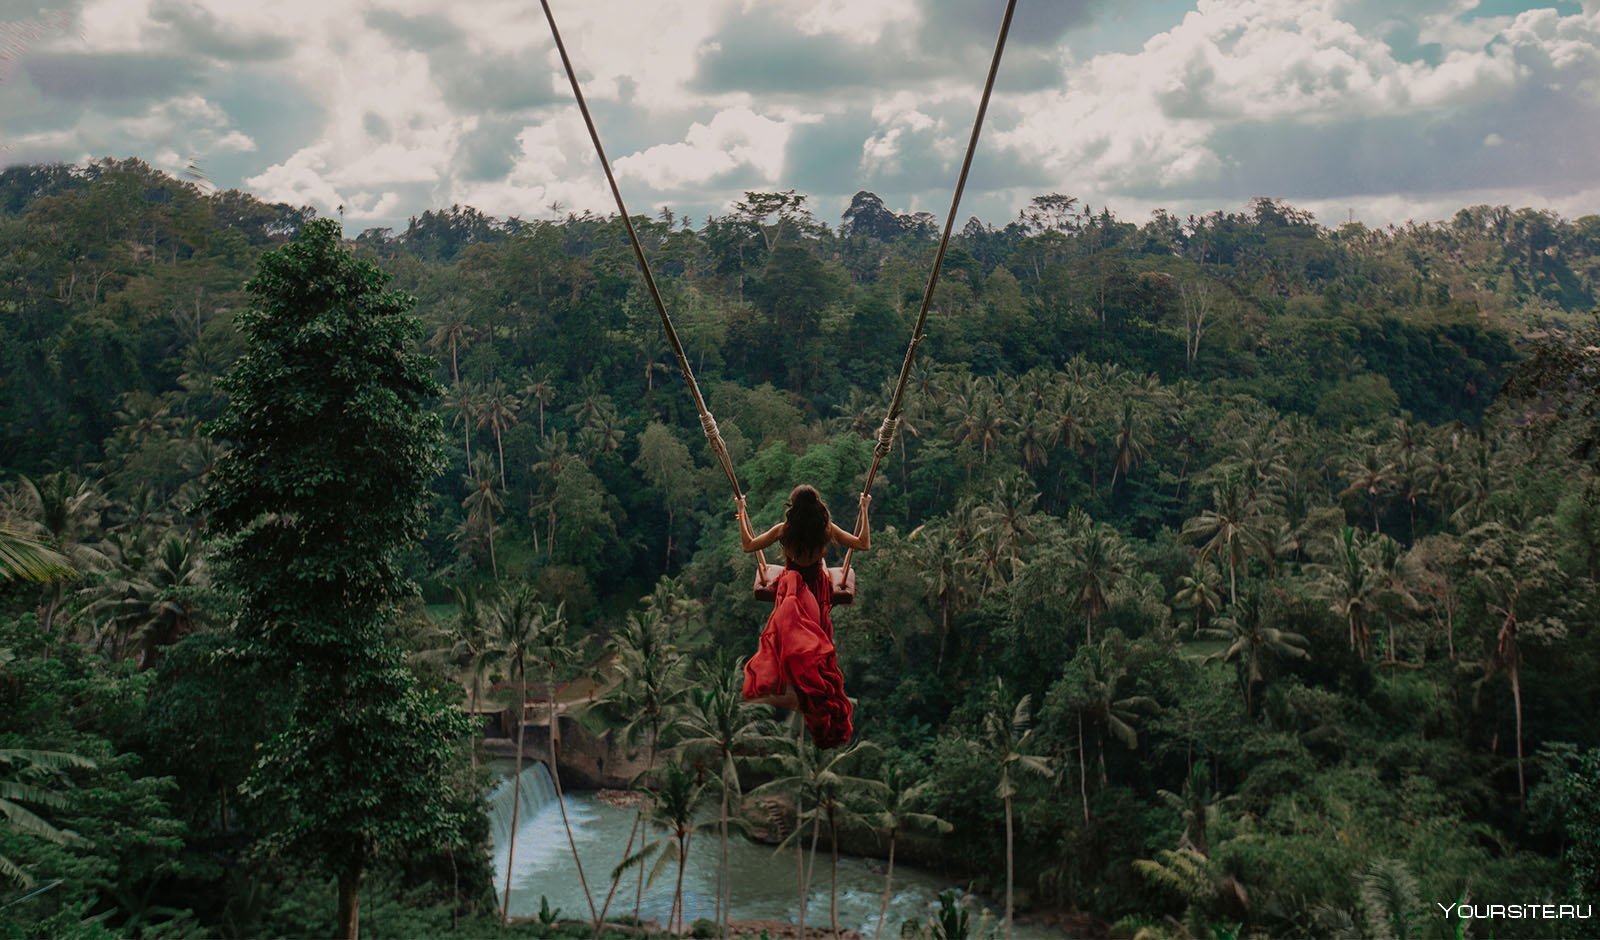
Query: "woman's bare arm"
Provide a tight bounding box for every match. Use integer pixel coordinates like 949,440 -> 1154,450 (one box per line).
830,494 -> 871,551
736,496 -> 784,553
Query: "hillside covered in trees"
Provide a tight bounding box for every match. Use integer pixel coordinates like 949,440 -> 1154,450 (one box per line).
2,158 -> 1599,938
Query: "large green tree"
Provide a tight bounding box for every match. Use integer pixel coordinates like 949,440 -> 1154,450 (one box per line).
202,218 -> 471,940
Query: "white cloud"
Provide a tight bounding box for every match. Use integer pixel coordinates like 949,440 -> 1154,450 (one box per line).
615,106 -> 792,188
994,0 -> 1600,210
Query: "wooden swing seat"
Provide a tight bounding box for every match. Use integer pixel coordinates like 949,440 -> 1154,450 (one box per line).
753,562 -> 856,606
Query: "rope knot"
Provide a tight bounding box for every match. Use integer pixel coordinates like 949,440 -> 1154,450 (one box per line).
874,416 -> 901,458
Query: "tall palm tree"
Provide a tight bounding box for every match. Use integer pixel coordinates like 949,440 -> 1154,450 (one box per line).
450,586 -> 491,769
614,759 -> 707,934
751,723 -> 883,938
1340,441 -> 1397,534
907,518 -> 976,671
532,431 -> 573,558
519,370 -> 557,440
529,600 -> 597,925
1173,557 -> 1223,634
1467,521 -> 1566,800
673,655 -> 768,936
476,380 -> 523,483
981,681 -> 1053,940
1316,527 -> 1377,658
976,472 -> 1039,580
866,770 -> 952,940
1062,524 -> 1133,646
426,309 -> 476,388
1182,478 -> 1265,605
1108,400 -> 1151,492
1202,588 -> 1311,716
461,454 -> 503,579
485,584 -> 543,925
590,608 -> 690,926
949,375 -> 1007,463
1059,634 -> 1158,823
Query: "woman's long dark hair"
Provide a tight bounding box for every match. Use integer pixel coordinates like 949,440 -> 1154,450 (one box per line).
779,484 -> 830,560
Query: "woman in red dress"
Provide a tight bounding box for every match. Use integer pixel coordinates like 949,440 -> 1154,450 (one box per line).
735,485 -> 870,748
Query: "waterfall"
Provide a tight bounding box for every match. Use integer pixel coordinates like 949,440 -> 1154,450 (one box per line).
487,762 -> 557,851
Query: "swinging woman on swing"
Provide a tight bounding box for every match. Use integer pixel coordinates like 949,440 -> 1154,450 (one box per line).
735,485 -> 870,748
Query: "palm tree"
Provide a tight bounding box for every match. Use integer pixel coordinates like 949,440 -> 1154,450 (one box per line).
981,681 -> 1053,940
461,453 -> 503,579
0,748 -> 96,887
485,584 -> 543,925
81,532 -> 208,669
1049,384 -> 1096,460
532,431 -> 573,557
949,375 -> 1007,463
1466,521 -> 1566,800
450,586 -> 491,769
1108,400 -> 1151,491
1182,478 -> 1265,604
12,472 -> 109,630
614,759 -> 707,934
476,380 -> 523,483
427,309 -> 476,388
975,472 -> 1038,580
1058,634 -> 1158,824
519,370 -> 557,440
1201,588 -> 1311,716
673,656 -> 769,936
751,722 -> 883,938
590,607 -> 691,926
907,518 -> 976,671
1157,762 -> 1236,857
1010,401 -> 1052,474
1061,523 -> 1133,646
1340,442 -> 1396,534
1173,558 -> 1223,634
866,769 -> 951,940
528,600 -> 598,925
1316,527 -> 1377,658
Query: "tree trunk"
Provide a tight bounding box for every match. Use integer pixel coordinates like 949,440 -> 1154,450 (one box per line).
1511,660 -> 1526,801
795,823 -> 808,940
338,869 -> 362,940
1004,793 -> 1015,940
673,835 -> 688,934
487,506 -> 498,580
874,831 -> 897,940
550,692 -> 598,924
496,429 -> 507,485
829,808 -> 840,936
502,674 -> 527,925
595,818 -> 640,938
1078,712 -> 1090,825
720,780 -> 731,938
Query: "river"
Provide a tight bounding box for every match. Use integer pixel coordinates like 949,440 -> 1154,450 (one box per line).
488,764 -> 1062,937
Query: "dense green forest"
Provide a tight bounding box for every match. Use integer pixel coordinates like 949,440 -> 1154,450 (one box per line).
2,157 -> 1599,939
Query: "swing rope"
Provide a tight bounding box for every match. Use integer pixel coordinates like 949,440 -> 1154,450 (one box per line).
841,0 -> 1018,577
540,0 -> 1018,586
539,0 -> 768,571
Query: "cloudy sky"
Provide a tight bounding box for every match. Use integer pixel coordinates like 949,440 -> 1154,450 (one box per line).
3,0 -> 1599,233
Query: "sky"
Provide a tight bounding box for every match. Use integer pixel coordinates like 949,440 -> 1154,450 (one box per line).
2,0 -> 1600,234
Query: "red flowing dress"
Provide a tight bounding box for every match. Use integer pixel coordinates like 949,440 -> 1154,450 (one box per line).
742,560 -> 854,749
